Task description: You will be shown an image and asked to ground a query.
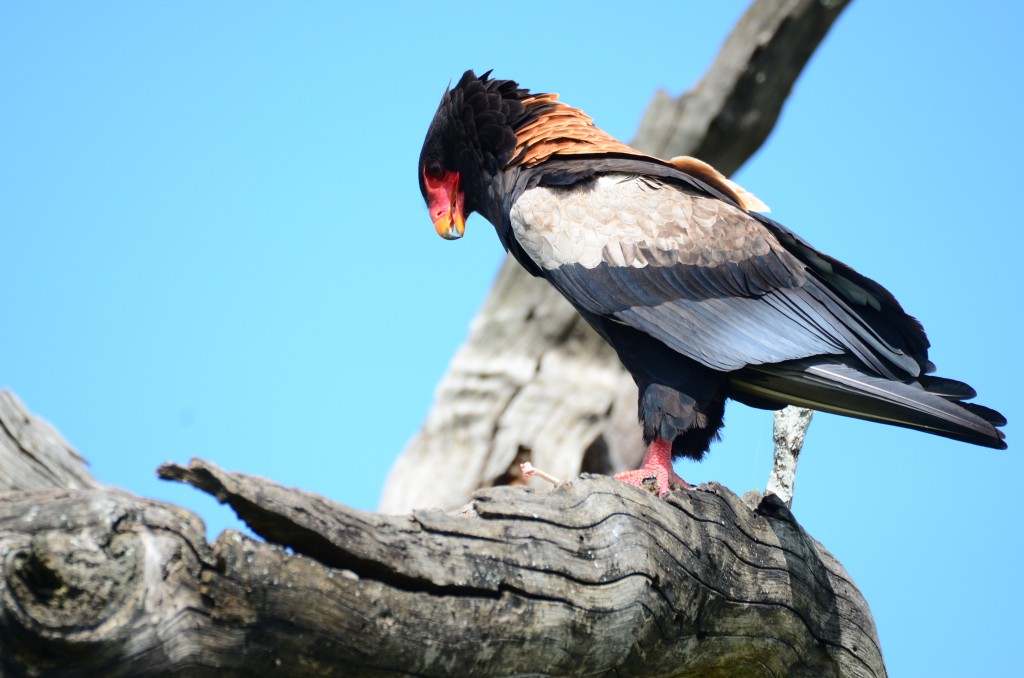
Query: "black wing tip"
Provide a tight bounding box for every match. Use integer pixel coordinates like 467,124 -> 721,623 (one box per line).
961,420 -> 1008,449
973,429 -> 1008,450
958,404 -> 1009,449
920,375 -> 977,400
960,402 -> 1007,427
920,375 -> 1007,448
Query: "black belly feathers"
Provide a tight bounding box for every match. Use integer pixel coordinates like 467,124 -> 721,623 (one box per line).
418,70 -> 1007,464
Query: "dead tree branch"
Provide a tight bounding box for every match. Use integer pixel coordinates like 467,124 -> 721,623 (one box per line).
0,432 -> 884,676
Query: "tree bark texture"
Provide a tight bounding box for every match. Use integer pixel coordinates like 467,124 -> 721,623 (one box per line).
380,0 -> 852,513
766,407 -> 815,508
0,438 -> 885,676
0,390 -> 99,493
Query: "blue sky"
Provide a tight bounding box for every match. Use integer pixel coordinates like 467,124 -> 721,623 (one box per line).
2,2 -> 1021,675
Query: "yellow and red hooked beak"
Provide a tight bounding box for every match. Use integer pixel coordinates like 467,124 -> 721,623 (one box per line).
424,169 -> 466,240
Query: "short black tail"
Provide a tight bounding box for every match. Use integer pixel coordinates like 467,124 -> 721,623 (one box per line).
730,358 -> 1007,449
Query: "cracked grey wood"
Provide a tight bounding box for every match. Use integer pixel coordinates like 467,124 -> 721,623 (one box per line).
0,488 -> 215,676
0,390 -> 100,492
382,0 -> 851,513
0,453 -> 885,676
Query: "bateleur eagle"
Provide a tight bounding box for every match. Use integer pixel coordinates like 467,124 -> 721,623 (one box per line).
418,70 -> 1007,495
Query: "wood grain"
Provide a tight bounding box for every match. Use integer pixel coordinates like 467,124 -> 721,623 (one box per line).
0,451 -> 885,676
0,390 -> 100,492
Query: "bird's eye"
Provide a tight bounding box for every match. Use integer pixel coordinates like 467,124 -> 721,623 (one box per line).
426,161 -> 444,179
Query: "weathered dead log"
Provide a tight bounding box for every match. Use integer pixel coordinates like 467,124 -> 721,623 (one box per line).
381,0 -> 851,513
1,452 -> 885,677
0,392 -> 884,675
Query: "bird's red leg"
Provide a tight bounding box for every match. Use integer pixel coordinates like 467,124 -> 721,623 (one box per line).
613,438 -> 690,496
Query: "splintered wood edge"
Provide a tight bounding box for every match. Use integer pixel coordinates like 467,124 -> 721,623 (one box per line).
0,390 -> 102,492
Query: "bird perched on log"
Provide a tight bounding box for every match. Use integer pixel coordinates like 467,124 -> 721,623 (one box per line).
418,70 -> 1007,495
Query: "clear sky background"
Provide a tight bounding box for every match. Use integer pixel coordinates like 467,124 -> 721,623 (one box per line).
2,1 -> 1021,675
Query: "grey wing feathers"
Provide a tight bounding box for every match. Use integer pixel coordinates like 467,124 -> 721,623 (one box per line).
513,174 -> 924,378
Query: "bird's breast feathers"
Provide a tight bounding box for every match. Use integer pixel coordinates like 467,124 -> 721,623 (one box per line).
509,174 -> 775,272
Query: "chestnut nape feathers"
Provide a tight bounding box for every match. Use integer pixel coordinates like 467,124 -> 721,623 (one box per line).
418,70 -> 1006,496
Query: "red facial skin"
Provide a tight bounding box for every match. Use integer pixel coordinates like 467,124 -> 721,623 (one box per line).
423,168 -> 465,240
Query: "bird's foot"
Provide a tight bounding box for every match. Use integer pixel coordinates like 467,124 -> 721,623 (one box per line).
614,468 -> 690,496
613,439 -> 690,497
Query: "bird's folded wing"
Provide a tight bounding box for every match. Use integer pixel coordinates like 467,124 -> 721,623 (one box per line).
509,173 -> 923,378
